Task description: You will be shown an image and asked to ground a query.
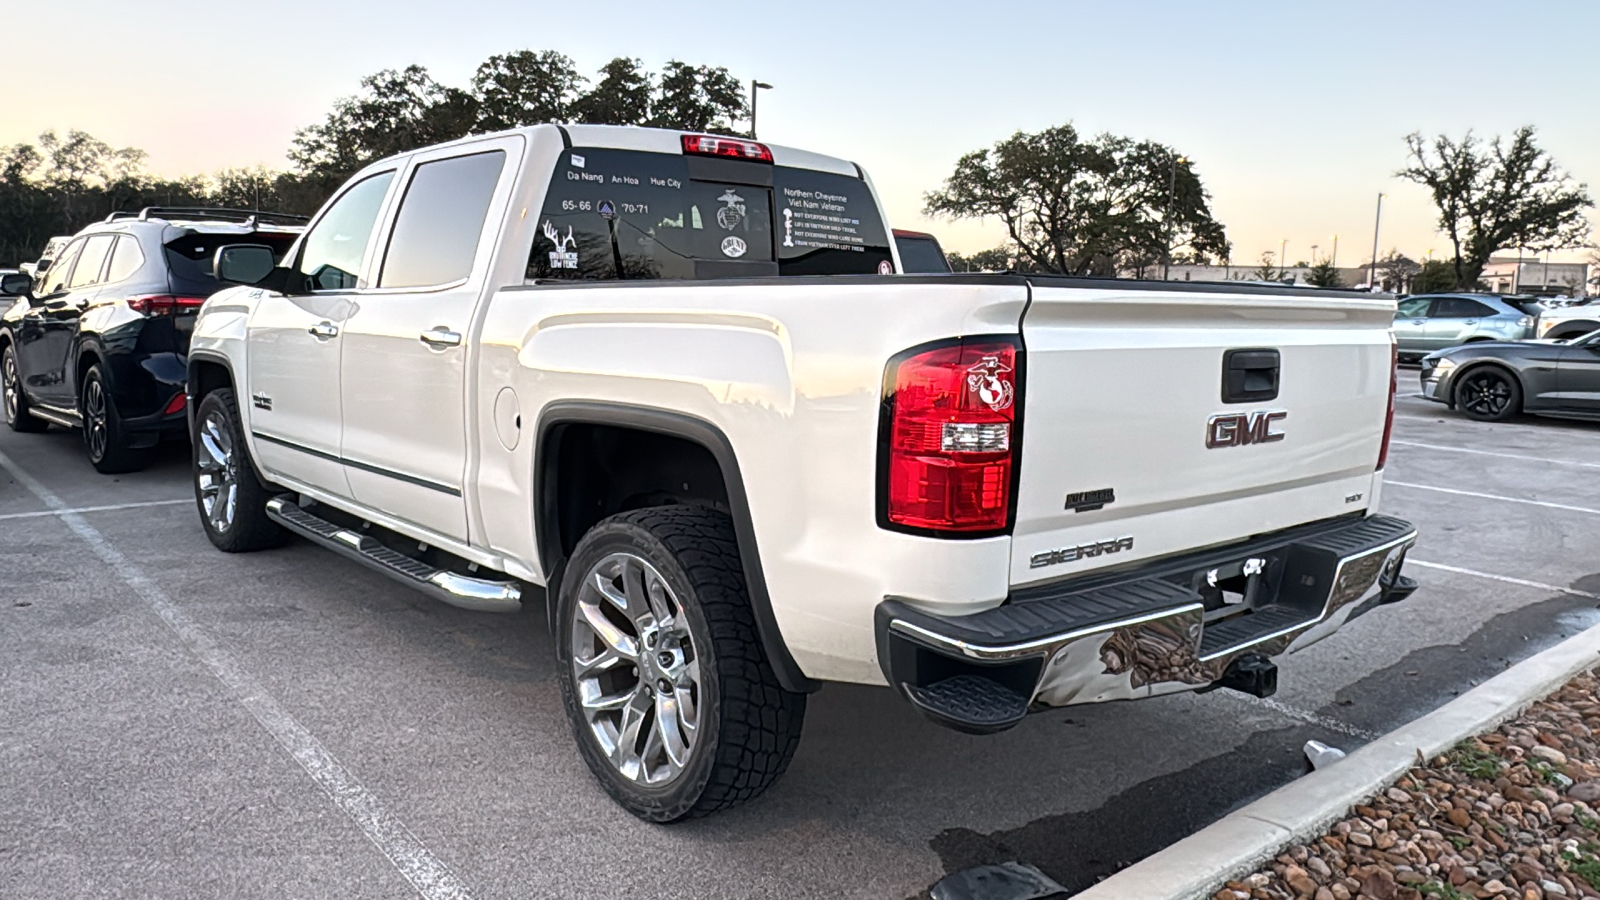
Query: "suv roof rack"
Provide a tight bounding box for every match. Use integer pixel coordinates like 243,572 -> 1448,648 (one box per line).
103,207 -> 310,228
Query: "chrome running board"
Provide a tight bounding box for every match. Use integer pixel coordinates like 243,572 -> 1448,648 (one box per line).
265,495 -> 522,613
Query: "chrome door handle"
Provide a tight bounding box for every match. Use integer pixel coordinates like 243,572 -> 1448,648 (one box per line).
308,321 -> 339,339
419,327 -> 462,348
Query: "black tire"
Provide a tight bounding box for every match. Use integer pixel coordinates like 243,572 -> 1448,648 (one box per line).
192,388 -> 286,552
555,505 -> 806,822
1455,366 -> 1522,422
80,363 -> 150,473
2,343 -> 47,433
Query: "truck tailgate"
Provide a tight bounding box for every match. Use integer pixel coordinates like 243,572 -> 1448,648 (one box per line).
1011,284 -> 1396,587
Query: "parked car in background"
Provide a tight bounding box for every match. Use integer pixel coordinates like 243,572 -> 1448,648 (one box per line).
19,235 -> 72,281
891,229 -> 951,273
1392,293 -> 1537,362
1534,298 -> 1600,342
1420,331 -> 1600,421
0,208 -> 304,472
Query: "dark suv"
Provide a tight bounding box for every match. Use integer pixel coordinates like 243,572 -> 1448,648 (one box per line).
0,209 -> 303,472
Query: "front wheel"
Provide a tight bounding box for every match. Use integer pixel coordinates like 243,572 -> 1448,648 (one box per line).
1455,367 -> 1522,422
2,343 -> 47,433
193,388 -> 285,552
555,505 -> 806,822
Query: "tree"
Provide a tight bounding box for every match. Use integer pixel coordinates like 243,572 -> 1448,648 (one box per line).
1414,259 -> 1457,294
1398,127 -> 1593,290
947,246 -> 1026,272
1305,261 -> 1343,288
471,50 -> 583,131
649,62 -> 747,133
1375,251 -> 1419,292
289,66 -> 473,183
571,57 -> 653,126
1252,252 -> 1282,282
922,123 -> 1227,277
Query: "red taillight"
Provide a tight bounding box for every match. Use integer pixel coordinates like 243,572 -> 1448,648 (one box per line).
127,295 -> 206,316
681,134 -> 773,163
882,338 -> 1021,533
1377,339 -> 1397,470
163,393 -> 187,415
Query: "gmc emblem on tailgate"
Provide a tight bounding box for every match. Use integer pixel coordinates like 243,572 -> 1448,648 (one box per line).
1206,410 -> 1287,448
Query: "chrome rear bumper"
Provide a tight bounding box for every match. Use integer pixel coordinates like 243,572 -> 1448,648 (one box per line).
876,514 -> 1417,733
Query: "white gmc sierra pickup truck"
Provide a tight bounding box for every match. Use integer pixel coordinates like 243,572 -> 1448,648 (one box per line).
187,124 -> 1418,821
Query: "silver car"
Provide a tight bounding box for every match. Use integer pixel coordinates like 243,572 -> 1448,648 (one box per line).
1393,293 -> 1536,362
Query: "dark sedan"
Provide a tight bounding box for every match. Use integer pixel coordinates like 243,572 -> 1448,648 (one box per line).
1420,331 -> 1600,422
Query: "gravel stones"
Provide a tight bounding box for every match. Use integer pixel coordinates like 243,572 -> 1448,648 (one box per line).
1216,672 -> 1600,900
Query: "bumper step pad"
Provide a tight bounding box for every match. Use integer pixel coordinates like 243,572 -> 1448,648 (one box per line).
905,675 -> 1031,735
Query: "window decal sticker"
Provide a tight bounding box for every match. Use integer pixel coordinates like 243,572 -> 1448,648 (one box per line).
542,220 -> 578,269
716,190 -> 746,231
721,236 -> 747,258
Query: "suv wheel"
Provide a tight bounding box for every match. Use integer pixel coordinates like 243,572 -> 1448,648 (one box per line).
193,388 -> 285,552
555,505 -> 806,822
1456,367 -> 1522,422
2,343 -> 47,433
81,364 -> 150,473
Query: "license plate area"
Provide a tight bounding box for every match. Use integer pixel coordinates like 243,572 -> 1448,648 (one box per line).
1188,542 -> 1337,624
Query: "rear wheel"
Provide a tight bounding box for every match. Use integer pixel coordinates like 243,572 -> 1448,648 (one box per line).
193,388 -> 285,552
555,505 -> 806,822
2,344 -> 47,433
81,364 -> 150,473
1455,367 -> 1522,422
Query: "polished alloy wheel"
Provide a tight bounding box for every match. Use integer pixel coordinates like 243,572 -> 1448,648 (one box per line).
570,552 -> 701,787
83,378 -> 109,460
195,408 -> 239,534
2,349 -> 18,424
1459,371 -> 1511,417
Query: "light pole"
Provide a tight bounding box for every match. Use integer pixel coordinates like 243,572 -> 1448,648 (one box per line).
1279,238 -> 1287,280
1368,193 -> 1384,291
750,80 -> 773,139
1331,234 -> 1339,268
1311,244 -> 1319,265
1163,155 -> 1187,280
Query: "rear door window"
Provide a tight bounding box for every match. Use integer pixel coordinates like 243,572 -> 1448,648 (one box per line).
527,148 -> 890,281
894,235 -> 950,274
68,235 -> 115,289
1397,297 -> 1430,317
105,236 -> 145,284
1434,298 -> 1494,318
379,150 -> 506,288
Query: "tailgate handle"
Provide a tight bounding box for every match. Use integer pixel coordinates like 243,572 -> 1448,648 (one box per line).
1222,349 -> 1280,403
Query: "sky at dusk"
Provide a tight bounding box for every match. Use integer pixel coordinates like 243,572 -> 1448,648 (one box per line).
3,0 -> 1597,264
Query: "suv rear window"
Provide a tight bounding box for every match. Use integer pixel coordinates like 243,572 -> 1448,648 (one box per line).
528,148 -> 890,281
164,231 -> 299,294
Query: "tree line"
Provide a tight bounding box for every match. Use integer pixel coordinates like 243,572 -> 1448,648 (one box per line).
2,48 -> 1591,292
0,51 -> 748,265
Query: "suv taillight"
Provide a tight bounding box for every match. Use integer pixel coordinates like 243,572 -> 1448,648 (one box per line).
127,295 -> 206,316
1378,339 -> 1397,470
880,337 -> 1022,534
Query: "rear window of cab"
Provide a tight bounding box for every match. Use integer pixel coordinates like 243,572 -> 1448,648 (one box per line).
527,148 -> 892,281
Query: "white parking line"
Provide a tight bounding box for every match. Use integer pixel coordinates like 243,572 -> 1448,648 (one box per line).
1385,481 -> 1600,516
0,498 -> 191,522
1390,440 -> 1600,470
1227,694 -> 1381,741
1406,559 -> 1600,601
0,449 -> 473,900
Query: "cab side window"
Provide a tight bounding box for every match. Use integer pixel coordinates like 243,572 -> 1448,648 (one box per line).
296,171 -> 396,291
39,238 -> 86,295
68,235 -> 116,290
104,236 -> 145,285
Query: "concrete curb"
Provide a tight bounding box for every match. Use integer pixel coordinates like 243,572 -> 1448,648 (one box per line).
1071,619 -> 1600,900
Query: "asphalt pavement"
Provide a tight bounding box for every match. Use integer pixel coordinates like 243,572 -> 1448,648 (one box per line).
2,388 -> 1597,900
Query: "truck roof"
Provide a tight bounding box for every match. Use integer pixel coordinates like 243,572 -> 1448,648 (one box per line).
362,123 -> 862,178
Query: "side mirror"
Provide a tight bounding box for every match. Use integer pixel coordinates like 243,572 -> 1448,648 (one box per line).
0,272 -> 34,297
214,244 -> 277,285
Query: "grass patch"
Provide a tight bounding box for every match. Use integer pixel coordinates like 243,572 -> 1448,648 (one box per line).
1419,882 -> 1469,900
1447,742 -> 1504,779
